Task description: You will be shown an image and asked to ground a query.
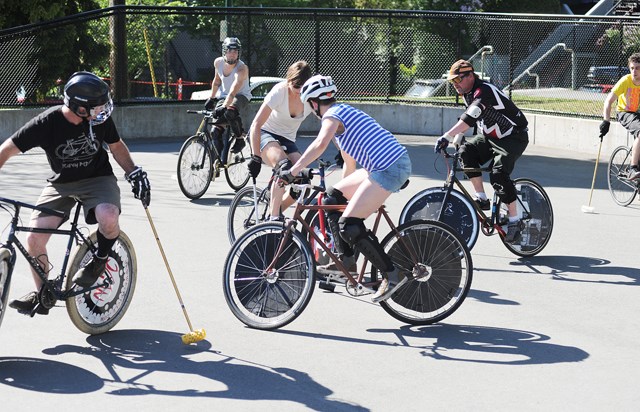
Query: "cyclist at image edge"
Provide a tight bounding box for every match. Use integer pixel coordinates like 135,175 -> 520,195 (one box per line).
204,36 -> 252,164
247,60 -> 319,220
435,59 -> 529,243
278,75 -> 412,303
0,71 -> 150,315
600,52 -> 640,180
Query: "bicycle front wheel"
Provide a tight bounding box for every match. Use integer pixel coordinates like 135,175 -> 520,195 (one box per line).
608,145 -> 637,206
375,220 -> 472,325
501,178 -> 554,257
0,248 -> 14,331
225,136 -> 251,191
227,185 -> 270,244
65,231 -> 137,335
399,187 -> 479,250
223,222 -> 316,330
177,134 -> 213,199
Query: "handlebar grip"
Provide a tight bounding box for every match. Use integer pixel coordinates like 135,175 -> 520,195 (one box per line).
299,168 -> 314,180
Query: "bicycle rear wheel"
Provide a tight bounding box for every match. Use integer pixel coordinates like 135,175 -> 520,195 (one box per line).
0,248 -> 14,331
500,178 -> 553,257
227,185 -> 270,243
399,187 -> 479,250
608,145 -> 637,206
177,134 -> 213,199
225,136 -> 251,191
375,220 -> 472,325
65,231 -> 137,335
223,222 -> 316,330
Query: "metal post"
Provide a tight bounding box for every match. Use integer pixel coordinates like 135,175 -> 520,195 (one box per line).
109,0 -> 127,102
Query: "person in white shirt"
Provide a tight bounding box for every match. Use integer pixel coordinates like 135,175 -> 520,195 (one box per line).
247,60 -> 313,220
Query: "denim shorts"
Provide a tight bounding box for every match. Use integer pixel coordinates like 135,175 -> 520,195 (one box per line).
259,130 -> 300,154
370,152 -> 412,193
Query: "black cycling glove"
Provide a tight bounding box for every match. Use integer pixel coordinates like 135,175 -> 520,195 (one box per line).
599,120 -> 610,137
248,155 -> 262,179
126,166 -> 151,207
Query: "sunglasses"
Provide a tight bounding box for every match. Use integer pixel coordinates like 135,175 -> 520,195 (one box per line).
291,81 -> 304,89
449,72 -> 471,84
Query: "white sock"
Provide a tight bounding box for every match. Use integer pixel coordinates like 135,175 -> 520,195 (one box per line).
475,192 -> 488,201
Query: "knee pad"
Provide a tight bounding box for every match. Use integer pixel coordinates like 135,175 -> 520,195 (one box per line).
339,217 -> 394,272
324,187 -> 348,208
224,106 -> 244,137
289,186 -> 301,200
274,158 -> 293,174
323,188 -> 351,255
223,106 -> 240,121
490,171 -> 517,204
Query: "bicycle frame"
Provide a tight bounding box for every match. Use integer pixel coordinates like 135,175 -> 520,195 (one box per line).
439,150 -> 535,237
264,183 -> 418,295
0,198 -> 110,301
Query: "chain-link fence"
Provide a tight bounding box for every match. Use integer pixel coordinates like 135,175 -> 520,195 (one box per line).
1,5 -> 639,118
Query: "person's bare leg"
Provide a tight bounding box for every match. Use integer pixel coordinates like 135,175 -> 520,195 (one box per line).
261,142 -> 289,218
94,203 -> 120,240
469,176 -> 486,195
25,215 -> 63,289
632,135 -> 640,167
278,152 -> 302,213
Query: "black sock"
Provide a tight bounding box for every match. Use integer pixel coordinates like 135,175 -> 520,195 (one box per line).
96,230 -> 117,258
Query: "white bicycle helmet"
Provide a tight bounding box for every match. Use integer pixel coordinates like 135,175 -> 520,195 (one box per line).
300,75 -> 337,103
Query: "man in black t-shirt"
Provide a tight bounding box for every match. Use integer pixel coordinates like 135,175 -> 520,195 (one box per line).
434,59 -> 529,244
0,71 -> 151,315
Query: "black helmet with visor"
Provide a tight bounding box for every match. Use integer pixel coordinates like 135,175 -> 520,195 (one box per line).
63,71 -> 113,125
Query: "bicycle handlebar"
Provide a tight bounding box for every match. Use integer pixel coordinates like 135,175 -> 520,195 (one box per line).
0,197 -> 67,218
187,109 -> 214,116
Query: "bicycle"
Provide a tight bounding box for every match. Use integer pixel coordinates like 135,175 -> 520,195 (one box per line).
0,197 -> 137,334
607,144 -> 640,206
222,174 -> 473,330
226,159 -> 338,267
177,109 -> 251,199
399,144 -> 553,257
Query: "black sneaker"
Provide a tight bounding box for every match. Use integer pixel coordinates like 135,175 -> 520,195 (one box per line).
9,291 -> 49,315
474,198 -> 490,210
628,166 -> 640,181
72,255 -> 108,287
504,220 -> 524,244
231,135 -> 246,153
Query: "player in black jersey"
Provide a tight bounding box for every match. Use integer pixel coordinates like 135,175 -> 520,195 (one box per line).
434,59 -> 529,243
0,72 -> 150,314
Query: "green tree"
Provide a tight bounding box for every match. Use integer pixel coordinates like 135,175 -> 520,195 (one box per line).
0,0 -> 108,103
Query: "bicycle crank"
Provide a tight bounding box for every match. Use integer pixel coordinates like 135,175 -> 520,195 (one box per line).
345,281 -> 376,297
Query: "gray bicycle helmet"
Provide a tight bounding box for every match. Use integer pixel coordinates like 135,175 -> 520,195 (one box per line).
63,71 -> 113,124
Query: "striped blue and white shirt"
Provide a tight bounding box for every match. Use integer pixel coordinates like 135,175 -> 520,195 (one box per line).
324,104 -> 407,172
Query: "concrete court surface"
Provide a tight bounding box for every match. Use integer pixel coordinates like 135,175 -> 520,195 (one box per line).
0,134 -> 638,411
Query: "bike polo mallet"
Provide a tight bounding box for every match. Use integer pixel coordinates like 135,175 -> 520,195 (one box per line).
252,177 -> 259,224
582,134 -> 604,214
143,205 -> 206,344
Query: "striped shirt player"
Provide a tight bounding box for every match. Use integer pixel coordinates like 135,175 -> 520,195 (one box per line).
325,103 -> 407,172
278,75 -> 412,303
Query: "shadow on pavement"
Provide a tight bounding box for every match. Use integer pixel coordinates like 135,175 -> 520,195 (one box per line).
16,329 -> 364,410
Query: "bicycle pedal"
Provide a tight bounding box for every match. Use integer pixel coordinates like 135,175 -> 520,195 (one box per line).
318,281 -> 336,292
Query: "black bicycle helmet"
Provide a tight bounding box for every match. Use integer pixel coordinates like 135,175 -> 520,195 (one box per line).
63,71 -> 113,124
222,37 -> 241,63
